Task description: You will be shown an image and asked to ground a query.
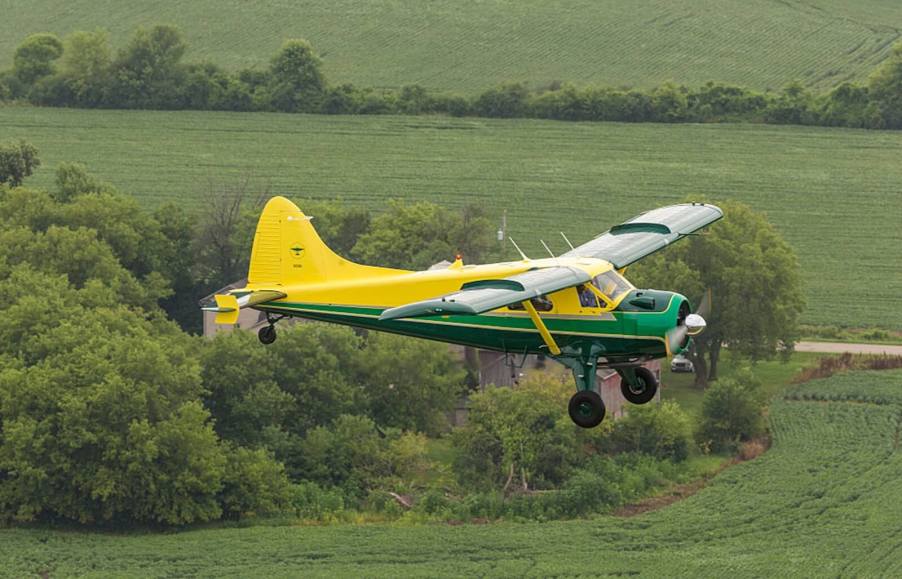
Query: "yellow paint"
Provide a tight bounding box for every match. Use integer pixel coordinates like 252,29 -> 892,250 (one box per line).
522,299 -> 561,355
226,196 -> 623,320
214,294 -> 239,325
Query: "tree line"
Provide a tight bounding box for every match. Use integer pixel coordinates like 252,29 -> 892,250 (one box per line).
3,25 -> 902,129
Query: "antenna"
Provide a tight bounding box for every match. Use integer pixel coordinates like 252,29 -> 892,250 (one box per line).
540,239 -> 556,258
560,231 -> 575,251
508,237 -> 529,260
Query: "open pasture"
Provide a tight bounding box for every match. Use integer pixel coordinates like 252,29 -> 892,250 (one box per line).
3,368 -> 902,577
1,0 -> 902,92
3,106 -> 900,330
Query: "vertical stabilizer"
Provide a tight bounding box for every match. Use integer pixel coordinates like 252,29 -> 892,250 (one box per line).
247,196 -> 405,287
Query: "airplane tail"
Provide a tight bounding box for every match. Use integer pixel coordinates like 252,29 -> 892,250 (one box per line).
204,196 -> 406,325
247,195 -> 402,286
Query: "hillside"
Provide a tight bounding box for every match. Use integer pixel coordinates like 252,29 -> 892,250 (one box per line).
3,368 -> 901,576
2,106 -> 900,330
2,0 -> 902,92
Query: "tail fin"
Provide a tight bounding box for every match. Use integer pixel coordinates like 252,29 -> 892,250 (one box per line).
247,196 -> 405,287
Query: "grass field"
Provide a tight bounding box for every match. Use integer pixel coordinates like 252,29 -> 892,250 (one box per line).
2,0 -> 902,92
2,368 -> 900,577
3,105 -> 901,330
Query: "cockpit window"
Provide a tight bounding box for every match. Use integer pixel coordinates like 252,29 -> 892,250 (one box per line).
593,271 -> 632,301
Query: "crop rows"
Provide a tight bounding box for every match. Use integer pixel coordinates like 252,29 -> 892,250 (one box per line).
2,369 -> 902,576
2,106 -> 901,330
1,0 -> 901,92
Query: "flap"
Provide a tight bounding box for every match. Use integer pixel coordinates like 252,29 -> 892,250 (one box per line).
379,266 -> 591,320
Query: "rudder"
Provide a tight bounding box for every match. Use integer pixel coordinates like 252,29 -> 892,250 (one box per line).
247,196 -> 404,287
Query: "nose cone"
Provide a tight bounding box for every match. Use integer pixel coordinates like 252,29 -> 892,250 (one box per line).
685,313 -> 707,336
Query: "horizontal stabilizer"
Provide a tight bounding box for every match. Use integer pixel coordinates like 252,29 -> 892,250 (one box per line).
202,289 -> 287,325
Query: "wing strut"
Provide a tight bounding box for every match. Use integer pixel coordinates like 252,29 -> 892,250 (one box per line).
522,300 -> 561,355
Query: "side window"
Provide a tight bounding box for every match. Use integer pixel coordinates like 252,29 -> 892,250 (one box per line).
508,296 -> 554,312
578,284 -> 599,308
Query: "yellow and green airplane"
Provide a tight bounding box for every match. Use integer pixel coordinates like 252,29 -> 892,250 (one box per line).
204,196 -> 722,427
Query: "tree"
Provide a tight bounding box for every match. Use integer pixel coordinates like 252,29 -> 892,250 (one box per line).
53,161 -> 112,201
0,267 -> 227,524
0,140 -> 40,187
13,33 -> 63,85
192,176 -> 266,287
352,200 -> 496,269
360,332 -> 465,435
629,200 -> 804,387
455,376 -> 581,492
60,29 -> 112,106
697,368 -> 766,452
473,82 -> 530,118
111,25 -> 187,108
267,39 -> 325,112
867,43 -> 902,129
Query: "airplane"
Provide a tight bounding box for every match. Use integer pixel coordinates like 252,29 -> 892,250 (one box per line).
204,196 -> 722,428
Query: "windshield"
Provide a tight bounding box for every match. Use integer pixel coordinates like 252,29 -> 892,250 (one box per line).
593,271 -> 633,301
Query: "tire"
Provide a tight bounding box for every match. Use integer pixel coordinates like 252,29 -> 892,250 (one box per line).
568,390 -> 606,428
620,366 -> 658,405
258,325 -> 277,345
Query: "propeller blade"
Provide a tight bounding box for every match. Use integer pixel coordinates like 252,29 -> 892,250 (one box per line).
666,324 -> 689,355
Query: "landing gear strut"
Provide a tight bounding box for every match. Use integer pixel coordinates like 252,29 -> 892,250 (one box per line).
257,313 -> 286,345
556,344 -> 607,428
619,366 -> 659,405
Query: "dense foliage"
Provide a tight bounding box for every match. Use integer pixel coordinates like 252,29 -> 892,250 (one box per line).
5,26 -> 902,130
2,369 -> 898,575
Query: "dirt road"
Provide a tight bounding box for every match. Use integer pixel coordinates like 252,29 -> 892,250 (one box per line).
796,341 -> 902,355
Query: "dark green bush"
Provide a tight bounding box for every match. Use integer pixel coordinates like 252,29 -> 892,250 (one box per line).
697,369 -> 766,452
609,401 -> 694,461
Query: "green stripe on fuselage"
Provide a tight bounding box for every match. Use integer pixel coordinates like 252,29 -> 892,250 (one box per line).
257,298 -> 680,359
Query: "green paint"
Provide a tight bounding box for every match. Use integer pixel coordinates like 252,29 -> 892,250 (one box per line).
258,294 -> 684,360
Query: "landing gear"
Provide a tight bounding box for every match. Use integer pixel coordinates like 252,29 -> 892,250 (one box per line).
556,344 -> 606,428
257,312 -> 285,345
568,390 -> 606,428
258,324 -> 277,345
619,366 -> 659,405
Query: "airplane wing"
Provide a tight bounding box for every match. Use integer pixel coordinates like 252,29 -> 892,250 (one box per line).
561,203 -> 723,268
201,289 -> 287,324
379,266 -> 591,320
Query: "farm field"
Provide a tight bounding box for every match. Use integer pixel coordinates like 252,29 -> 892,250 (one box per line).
2,368 -> 901,577
3,106 -> 901,330
1,0 -> 902,92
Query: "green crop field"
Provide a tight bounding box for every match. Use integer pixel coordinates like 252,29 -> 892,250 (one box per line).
2,0 -> 902,92
3,105 -> 901,330
2,368 -> 901,577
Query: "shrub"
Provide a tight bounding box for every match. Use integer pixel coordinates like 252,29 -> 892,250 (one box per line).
697,368 -> 766,452
219,446 -> 292,520
609,401 -> 694,461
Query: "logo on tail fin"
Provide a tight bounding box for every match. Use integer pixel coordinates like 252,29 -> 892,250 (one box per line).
290,243 -> 304,258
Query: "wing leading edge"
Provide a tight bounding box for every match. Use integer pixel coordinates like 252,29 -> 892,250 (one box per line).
379,266 -> 591,320
562,203 -> 723,268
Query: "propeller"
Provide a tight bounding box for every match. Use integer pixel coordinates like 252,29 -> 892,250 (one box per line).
666,289 -> 711,355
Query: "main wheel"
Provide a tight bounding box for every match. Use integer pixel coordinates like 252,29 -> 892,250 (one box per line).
258,325 -> 277,345
568,390 -> 606,428
620,366 -> 658,405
